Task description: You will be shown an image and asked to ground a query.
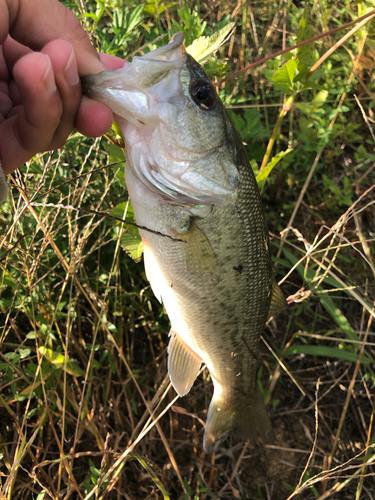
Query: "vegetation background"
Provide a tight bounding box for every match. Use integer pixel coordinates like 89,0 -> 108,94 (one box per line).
0,0 -> 374,498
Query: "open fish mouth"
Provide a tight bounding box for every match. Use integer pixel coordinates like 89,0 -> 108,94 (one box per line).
82,32 -> 238,206
81,32 -> 187,127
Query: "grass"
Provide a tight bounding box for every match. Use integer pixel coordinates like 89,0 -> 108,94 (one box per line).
1,0 -> 375,499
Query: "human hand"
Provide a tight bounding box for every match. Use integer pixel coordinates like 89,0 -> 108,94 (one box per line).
0,0 -> 124,181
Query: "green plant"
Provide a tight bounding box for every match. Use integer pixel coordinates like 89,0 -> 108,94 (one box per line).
1,1 -> 375,499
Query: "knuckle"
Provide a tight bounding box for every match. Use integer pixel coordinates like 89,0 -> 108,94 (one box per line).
64,9 -> 90,46
51,125 -> 74,150
52,137 -> 68,150
47,98 -> 64,129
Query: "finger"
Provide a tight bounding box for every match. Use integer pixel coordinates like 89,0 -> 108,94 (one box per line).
2,35 -> 31,70
74,52 -> 127,136
40,39 -> 81,149
75,95 -> 114,138
75,53 -> 128,137
6,0 -> 104,76
99,53 -> 128,71
0,92 -> 12,121
3,37 -> 32,106
0,44 -> 9,81
0,0 -> 10,45
0,52 -> 62,174
0,44 -> 12,119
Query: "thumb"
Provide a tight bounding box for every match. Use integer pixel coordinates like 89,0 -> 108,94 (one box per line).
3,0 -> 104,76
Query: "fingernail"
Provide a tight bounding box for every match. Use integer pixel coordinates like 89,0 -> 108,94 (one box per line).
43,55 -> 57,94
64,49 -> 79,86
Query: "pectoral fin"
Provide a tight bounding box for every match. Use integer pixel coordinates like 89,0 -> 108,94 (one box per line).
179,221 -> 219,280
267,278 -> 287,320
168,330 -> 202,396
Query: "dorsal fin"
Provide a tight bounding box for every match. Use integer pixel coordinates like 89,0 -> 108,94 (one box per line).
267,278 -> 287,320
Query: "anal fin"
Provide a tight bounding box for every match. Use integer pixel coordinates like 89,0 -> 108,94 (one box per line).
168,330 -> 202,397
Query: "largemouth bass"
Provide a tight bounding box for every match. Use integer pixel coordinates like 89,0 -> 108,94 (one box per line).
82,33 -> 285,453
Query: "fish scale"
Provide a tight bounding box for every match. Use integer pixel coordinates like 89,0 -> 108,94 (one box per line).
82,32 -> 286,453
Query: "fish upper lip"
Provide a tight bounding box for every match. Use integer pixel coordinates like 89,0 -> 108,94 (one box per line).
81,33 -> 187,103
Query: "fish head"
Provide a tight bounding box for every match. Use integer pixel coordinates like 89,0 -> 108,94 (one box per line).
82,33 -> 239,206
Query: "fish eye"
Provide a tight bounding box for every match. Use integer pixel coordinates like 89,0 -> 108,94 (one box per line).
190,79 -> 216,109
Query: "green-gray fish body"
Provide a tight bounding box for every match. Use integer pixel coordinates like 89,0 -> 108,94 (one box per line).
82,33 -> 285,453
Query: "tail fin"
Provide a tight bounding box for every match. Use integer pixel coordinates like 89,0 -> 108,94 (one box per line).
203,390 -> 273,454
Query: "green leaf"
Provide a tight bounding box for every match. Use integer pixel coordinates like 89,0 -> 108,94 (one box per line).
228,108 -> 267,142
110,203 -> 143,260
120,227 -> 143,262
296,6 -> 315,69
105,120 -> 124,148
39,347 -> 85,376
250,159 -> 259,176
272,59 -> 298,94
4,352 -> 20,362
20,375 -> 51,396
301,82 -> 326,92
280,247 -> 373,364
285,345 -> 372,365
125,4 -> 146,35
318,297 -> 358,342
294,62 -> 309,82
263,68 -> 276,83
257,149 -> 292,192
2,276 -> 16,288
102,315 -> 118,333
19,348 -> 31,360
306,67 -> 325,81
108,143 -> 125,164
130,453 -> 171,499
286,59 -> 298,86
186,22 -> 235,64
312,90 -> 329,106
110,202 -> 131,221
144,1 -> 177,16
